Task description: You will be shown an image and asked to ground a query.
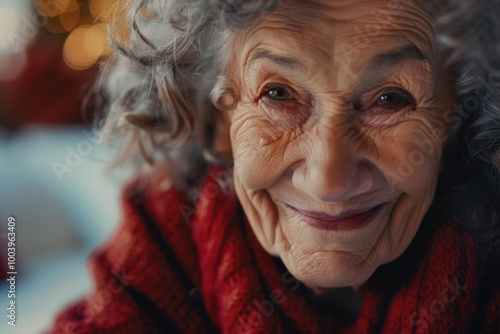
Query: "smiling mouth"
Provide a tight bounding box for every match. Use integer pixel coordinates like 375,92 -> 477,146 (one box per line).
285,204 -> 384,231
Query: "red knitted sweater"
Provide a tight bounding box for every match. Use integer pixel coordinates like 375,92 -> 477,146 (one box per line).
49,166 -> 500,333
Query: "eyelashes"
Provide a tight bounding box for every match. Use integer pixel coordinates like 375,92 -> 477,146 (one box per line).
265,84 -> 295,101
258,83 -> 310,127
260,83 -> 299,109
260,83 -> 416,118
354,87 -> 416,113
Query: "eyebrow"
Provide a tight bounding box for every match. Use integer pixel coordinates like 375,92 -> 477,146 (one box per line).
244,45 -> 430,72
245,48 -> 303,70
368,45 -> 431,68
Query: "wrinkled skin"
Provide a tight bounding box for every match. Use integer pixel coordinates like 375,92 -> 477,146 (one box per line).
220,0 -> 454,290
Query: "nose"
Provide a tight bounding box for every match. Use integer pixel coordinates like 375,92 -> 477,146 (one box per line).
300,114 -> 373,203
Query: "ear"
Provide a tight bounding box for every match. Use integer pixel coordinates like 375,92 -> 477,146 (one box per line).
210,72 -> 238,157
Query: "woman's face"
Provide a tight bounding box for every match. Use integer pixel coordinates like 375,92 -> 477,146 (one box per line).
224,0 -> 453,289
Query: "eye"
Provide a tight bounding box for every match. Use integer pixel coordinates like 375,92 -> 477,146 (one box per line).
353,87 -> 416,125
258,83 -> 311,126
354,87 -> 415,112
378,92 -> 406,105
371,88 -> 415,112
265,84 -> 295,101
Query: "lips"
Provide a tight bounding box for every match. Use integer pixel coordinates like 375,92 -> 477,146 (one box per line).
286,204 -> 384,230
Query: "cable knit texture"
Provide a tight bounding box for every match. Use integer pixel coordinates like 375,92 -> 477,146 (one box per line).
49,166 -> 500,333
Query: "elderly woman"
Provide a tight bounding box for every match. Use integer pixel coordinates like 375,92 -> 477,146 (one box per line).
50,0 -> 500,333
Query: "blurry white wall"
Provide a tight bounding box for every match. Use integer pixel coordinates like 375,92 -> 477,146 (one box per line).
0,125 -> 132,334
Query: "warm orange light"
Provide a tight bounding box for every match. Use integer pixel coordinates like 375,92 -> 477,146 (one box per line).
35,0 -> 63,17
44,19 -> 69,34
63,25 -> 107,70
65,0 -> 81,13
59,8 -> 80,32
89,0 -> 116,22
54,0 -> 71,12
36,0 -> 81,18
94,23 -> 112,56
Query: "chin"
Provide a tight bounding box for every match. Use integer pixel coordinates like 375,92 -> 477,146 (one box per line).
280,247 -> 383,289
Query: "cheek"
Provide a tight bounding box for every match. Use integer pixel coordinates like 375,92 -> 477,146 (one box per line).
229,104 -> 298,190
372,117 -> 446,194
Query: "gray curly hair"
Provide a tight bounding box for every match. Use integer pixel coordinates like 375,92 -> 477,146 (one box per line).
99,0 -> 279,184
97,0 -> 500,283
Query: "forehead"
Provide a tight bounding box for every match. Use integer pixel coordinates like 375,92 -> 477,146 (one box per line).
236,0 -> 436,75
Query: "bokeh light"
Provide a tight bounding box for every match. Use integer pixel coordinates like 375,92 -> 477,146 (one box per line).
63,24 -> 107,70
89,0 -> 116,22
59,7 -> 80,31
36,0 -> 63,18
31,0 -> 118,70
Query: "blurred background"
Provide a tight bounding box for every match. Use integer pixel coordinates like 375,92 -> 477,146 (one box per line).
0,1 -> 133,332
